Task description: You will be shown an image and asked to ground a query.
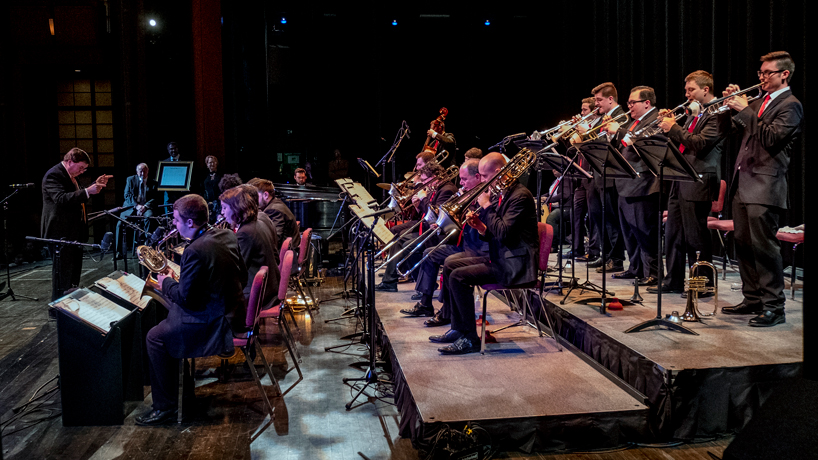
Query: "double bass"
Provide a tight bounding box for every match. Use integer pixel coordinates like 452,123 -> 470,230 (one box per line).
424,107 -> 448,152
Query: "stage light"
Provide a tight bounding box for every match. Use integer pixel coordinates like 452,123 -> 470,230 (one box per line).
280,17 -> 287,24
392,19 -> 397,26
484,20 -> 490,26
49,18 -> 55,35
75,69 -> 81,73
149,19 -> 156,26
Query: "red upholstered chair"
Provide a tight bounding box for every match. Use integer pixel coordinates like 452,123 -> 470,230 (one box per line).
290,228 -> 319,314
706,180 -> 733,279
479,222 -> 562,354
259,250 -> 303,384
776,230 -> 804,300
279,237 -> 292,271
178,266 -> 280,423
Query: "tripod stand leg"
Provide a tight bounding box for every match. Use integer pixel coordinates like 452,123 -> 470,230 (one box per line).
624,317 -> 698,335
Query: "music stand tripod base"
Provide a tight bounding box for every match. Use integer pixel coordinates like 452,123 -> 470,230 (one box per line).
624,316 -> 698,335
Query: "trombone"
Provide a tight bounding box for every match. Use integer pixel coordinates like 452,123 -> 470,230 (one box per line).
389,150 -> 450,212
395,149 -> 538,277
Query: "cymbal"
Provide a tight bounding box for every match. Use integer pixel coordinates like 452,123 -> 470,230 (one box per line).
376,183 -> 392,190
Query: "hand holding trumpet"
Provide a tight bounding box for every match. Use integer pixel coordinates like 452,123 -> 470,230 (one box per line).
723,84 -> 749,112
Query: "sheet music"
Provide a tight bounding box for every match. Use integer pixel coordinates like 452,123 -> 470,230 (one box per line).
95,272 -> 151,309
348,204 -> 395,245
49,289 -> 130,334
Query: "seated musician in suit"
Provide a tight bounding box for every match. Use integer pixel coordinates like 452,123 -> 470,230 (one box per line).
136,194 -> 247,426
433,152 -> 539,355
401,159 -> 488,323
220,184 -> 281,310
247,178 -> 300,250
116,163 -> 159,257
376,161 -> 458,292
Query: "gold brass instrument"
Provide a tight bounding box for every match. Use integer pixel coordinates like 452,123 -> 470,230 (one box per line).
137,244 -> 179,309
395,149 -> 538,277
374,204 -> 439,270
702,83 -> 763,114
632,100 -> 702,140
531,119 -> 574,140
550,110 -> 600,143
389,150 -> 450,211
580,109 -> 632,141
681,251 -> 718,322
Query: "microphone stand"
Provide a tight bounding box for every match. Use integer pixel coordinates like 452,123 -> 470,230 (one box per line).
0,188 -> 38,301
375,121 -> 410,201
25,236 -> 104,302
99,208 -> 151,273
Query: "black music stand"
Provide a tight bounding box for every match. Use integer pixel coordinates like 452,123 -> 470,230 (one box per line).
624,136 -> 701,335
571,139 -> 637,314
538,150 -> 593,295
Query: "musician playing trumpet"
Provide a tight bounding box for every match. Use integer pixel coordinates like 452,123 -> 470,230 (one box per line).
649,71 -> 727,295
376,162 -> 458,292
719,51 -> 803,327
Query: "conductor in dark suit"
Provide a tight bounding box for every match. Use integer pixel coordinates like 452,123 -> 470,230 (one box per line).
651,71 -> 726,294
434,152 -> 538,355
136,194 -> 247,425
720,51 -> 803,327
248,178 -> 300,250
609,86 -> 661,284
220,184 -> 281,310
116,163 -> 159,256
41,148 -> 110,300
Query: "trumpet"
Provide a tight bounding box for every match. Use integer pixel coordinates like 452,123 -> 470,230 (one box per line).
580,109 -> 632,141
680,251 -> 718,322
632,100 -> 702,139
550,109 -> 600,143
702,83 -> 763,114
531,119 -> 574,140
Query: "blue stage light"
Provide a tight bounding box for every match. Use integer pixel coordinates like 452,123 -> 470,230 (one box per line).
281,17 -> 287,24
392,19 -> 397,26
484,20 -> 490,26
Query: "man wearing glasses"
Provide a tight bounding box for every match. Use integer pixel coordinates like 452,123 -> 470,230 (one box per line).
608,86 -> 661,285
720,51 -> 803,327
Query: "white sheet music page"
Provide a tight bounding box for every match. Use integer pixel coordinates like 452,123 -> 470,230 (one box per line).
96,272 -> 151,309
49,289 -> 130,334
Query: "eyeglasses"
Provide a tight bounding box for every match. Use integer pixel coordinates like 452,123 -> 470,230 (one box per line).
757,70 -> 784,78
627,99 -> 647,106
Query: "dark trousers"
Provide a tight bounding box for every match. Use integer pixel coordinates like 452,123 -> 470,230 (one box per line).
591,187 -> 625,262
618,194 -> 660,278
145,319 -> 181,411
51,244 -> 83,301
732,197 -> 785,312
447,256 -> 493,342
665,197 -> 713,289
415,244 -> 463,311
575,183 -> 600,257
546,206 -> 571,251
381,220 -> 419,284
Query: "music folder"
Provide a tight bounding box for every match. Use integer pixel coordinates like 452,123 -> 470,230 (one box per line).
95,270 -> 152,310
49,288 -> 133,335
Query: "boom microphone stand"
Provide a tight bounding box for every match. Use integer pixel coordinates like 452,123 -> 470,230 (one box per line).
0,187 -> 38,301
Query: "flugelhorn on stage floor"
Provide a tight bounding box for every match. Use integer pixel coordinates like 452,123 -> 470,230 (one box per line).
681,251 -> 718,322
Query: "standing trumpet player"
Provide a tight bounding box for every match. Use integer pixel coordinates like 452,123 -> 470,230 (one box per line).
650,70 -> 727,295
720,51 -> 803,327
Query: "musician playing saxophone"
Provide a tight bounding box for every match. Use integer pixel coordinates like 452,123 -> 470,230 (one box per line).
432,153 -> 538,355
376,162 -> 457,292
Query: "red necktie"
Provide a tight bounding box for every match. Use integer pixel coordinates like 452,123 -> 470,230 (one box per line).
757,94 -> 771,117
679,116 -> 699,153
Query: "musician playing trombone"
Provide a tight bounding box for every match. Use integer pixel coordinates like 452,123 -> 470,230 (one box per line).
399,158 -> 488,323
376,161 -> 458,292
649,70 -> 727,295
433,152 -> 538,355
719,51 -> 803,327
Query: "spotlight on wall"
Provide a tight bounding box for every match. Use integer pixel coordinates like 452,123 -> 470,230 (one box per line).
149,19 -> 157,26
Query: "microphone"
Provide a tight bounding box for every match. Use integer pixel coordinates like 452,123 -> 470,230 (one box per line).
360,207 -> 395,219
99,232 -> 114,257
148,227 -> 166,246
404,121 -> 411,139
9,183 -> 35,189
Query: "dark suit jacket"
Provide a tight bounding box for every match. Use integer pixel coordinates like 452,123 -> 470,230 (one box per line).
41,162 -> 90,241
262,197 -> 300,249
123,175 -> 160,209
160,228 -> 247,359
615,108 -> 662,197
479,182 -> 539,286
236,218 -> 281,309
667,109 -> 727,202
731,88 -> 803,208
257,212 -> 281,264
591,106 -> 627,189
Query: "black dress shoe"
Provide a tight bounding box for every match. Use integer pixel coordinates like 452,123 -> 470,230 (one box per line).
749,310 -> 785,327
135,407 -> 177,426
424,313 -> 450,327
374,282 -> 398,292
637,276 -> 658,286
586,257 -> 604,268
576,254 -> 593,262
400,303 -> 434,317
410,292 -> 422,300
612,271 -> 638,279
596,260 -> 624,273
721,302 -> 762,315
429,329 -> 463,343
438,336 -> 480,355
646,284 -> 684,294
